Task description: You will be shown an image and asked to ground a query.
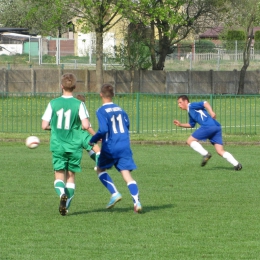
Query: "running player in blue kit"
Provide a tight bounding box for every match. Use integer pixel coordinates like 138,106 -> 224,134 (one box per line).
174,95 -> 242,170
89,83 -> 142,213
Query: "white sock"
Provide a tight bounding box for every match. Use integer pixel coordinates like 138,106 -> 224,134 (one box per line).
190,141 -> 208,156
222,152 -> 238,166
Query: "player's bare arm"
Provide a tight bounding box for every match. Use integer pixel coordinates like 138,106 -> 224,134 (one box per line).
173,120 -> 191,128
82,118 -> 90,130
204,101 -> 216,119
42,120 -> 51,130
87,127 -> 96,136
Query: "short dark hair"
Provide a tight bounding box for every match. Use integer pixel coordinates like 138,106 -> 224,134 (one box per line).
101,83 -> 114,98
76,94 -> 86,102
178,95 -> 189,102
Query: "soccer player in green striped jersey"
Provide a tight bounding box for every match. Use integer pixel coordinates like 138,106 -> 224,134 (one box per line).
42,73 -> 90,216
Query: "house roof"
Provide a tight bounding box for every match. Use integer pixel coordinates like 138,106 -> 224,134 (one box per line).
1,32 -> 40,42
0,28 -> 29,33
199,27 -> 223,39
200,26 -> 260,39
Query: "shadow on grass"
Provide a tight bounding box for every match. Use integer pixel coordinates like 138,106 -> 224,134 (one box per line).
70,203 -> 174,216
206,166 -> 238,171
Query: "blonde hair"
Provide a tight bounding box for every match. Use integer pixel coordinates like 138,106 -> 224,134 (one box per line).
61,73 -> 77,92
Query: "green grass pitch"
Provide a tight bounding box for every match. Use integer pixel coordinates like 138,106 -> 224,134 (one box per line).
1,141 -> 260,259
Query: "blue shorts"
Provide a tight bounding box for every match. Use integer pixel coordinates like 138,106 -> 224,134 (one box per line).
192,126 -> 223,145
98,154 -> 137,172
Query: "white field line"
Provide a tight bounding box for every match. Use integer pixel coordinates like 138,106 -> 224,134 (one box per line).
129,124 -> 260,133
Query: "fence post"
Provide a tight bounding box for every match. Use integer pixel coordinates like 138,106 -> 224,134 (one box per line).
210,70 -> 214,94
136,92 -> 140,134
31,68 -> 36,94
85,69 -> 89,92
210,94 -> 213,108
3,69 -> 8,94
234,69 -> 238,94
187,70 -> 191,93
139,70 -> 143,93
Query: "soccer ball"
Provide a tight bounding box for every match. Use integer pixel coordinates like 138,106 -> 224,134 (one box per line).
25,136 -> 40,149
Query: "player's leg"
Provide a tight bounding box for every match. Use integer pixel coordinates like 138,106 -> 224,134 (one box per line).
54,170 -> 68,216
97,166 -> 122,209
211,127 -> 242,170
117,157 -> 142,213
54,170 -> 66,196
187,134 -> 211,166
83,132 -> 99,170
63,150 -> 83,213
65,171 -> 76,212
121,170 -> 142,213
52,152 -> 68,216
92,144 -> 100,171
214,144 -> 242,170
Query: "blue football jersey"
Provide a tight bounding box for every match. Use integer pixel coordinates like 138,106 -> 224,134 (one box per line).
90,102 -> 133,158
188,101 -> 221,128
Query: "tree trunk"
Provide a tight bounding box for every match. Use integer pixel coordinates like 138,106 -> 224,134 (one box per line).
237,28 -> 253,94
238,65 -> 247,94
150,21 -> 157,70
150,21 -> 172,70
155,42 -> 169,70
238,47 -> 250,94
95,30 -> 104,91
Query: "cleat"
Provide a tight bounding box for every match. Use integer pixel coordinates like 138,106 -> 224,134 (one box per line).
201,152 -> 212,167
106,193 -> 122,209
234,163 -> 242,171
59,194 -> 68,216
134,202 -> 142,213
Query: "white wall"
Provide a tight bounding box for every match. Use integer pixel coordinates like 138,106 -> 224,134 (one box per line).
0,44 -> 23,55
77,32 -> 115,57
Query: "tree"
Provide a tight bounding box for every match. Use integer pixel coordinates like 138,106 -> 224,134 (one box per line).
223,0 -> 260,94
0,0 -> 31,29
1,0 -> 131,89
28,0 -> 132,89
68,0 -> 126,89
114,22 -> 152,70
0,0 -> 73,37
127,0 -> 227,70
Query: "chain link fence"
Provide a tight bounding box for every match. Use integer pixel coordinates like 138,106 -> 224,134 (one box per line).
0,39 -> 260,71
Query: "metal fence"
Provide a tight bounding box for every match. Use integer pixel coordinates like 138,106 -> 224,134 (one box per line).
0,93 -> 259,135
1,39 -> 260,71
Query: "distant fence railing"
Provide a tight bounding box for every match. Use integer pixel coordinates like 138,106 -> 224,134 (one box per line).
0,93 -> 259,135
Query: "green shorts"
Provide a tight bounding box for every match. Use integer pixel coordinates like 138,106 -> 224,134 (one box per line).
82,131 -> 93,151
52,149 -> 83,173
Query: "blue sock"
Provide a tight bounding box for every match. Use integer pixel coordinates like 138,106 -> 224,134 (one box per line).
98,172 -> 118,195
127,181 -> 139,204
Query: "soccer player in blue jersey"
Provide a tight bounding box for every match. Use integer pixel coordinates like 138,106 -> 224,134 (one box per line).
89,83 -> 142,213
173,95 -> 242,170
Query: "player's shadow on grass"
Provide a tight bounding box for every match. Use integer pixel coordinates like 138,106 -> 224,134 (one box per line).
70,204 -> 174,216
206,166 -> 238,171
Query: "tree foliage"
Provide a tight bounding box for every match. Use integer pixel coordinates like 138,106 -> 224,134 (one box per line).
0,0 -> 74,36
223,30 -> 246,51
124,0 -> 228,70
223,0 -> 260,94
114,23 -> 152,70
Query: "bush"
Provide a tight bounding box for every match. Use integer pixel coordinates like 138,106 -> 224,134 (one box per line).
224,30 -> 246,51
195,40 -> 216,53
254,31 -> 260,51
